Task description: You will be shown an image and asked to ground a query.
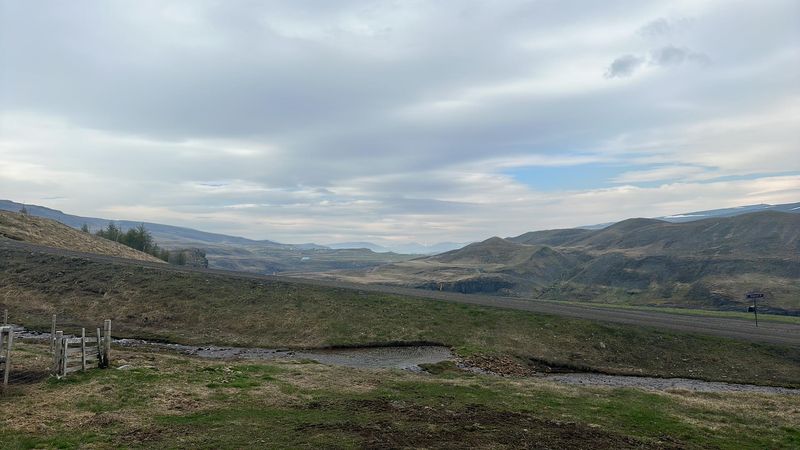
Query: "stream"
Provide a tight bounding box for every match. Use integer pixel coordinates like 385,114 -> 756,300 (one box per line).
12,325 -> 799,395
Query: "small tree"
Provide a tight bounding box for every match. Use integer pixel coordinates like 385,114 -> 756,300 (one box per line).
81,223 -> 90,233
96,222 -> 122,242
19,204 -> 29,215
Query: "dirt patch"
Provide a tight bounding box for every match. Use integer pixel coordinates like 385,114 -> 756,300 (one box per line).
460,354 -> 536,377
300,399 -> 668,449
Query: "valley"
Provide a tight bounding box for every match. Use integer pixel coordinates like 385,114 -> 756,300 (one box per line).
314,211 -> 800,315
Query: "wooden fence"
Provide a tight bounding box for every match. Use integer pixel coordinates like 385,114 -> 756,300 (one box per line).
0,325 -> 12,390
52,319 -> 111,378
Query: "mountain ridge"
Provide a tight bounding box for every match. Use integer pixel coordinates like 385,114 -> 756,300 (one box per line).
334,211 -> 800,314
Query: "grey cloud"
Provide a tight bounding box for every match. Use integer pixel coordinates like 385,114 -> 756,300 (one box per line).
1,0 -> 798,243
638,17 -> 692,38
605,45 -> 710,78
650,45 -> 710,66
604,55 -> 645,78
639,18 -> 672,37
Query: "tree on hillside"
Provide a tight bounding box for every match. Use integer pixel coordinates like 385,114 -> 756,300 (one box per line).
158,248 -> 170,262
120,224 -> 155,253
95,222 -> 172,262
81,223 -> 90,233
96,222 -> 123,242
19,204 -> 28,215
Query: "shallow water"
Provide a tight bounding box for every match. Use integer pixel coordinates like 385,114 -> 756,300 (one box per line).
114,339 -> 453,371
14,325 -> 799,395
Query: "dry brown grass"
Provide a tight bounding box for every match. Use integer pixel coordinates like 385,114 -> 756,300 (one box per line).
0,211 -> 164,263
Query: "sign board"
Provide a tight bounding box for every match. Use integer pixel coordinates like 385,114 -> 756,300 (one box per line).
746,293 -> 765,299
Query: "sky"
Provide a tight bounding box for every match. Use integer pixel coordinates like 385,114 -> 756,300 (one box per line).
1,0 -> 798,245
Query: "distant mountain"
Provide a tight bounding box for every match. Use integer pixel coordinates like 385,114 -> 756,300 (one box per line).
511,211 -> 800,257
391,241 -> 469,255
324,241 -> 469,254
340,211 -> 800,314
293,243 -> 330,250
0,200 -> 416,274
578,201 -> 800,229
327,242 -> 393,253
656,202 -> 800,222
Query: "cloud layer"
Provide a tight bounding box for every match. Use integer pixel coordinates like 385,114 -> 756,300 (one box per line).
1,0 -> 798,244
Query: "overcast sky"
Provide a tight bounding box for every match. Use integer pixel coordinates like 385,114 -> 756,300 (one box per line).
1,0 -> 798,245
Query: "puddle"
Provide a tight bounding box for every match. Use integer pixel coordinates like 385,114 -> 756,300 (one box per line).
546,373 -> 800,396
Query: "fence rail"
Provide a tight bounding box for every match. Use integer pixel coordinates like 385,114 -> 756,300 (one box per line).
52,320 -> 110,377
1,310 -> 112,393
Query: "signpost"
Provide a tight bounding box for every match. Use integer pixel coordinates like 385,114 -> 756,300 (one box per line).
746,292 -> 764,327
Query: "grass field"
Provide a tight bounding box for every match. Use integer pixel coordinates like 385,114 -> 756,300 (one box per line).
2,249 -> 799,387
557,300 -> 800,325
1,342 -> 798,449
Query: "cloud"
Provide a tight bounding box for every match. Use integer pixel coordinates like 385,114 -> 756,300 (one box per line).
638,18 -> 673,37
637,17 -> 692,38
605,54 -> 646,78
612,165 -> 711,184
650,45 -> 710,66
605,45 -> 710,78
0,0 -> 798,243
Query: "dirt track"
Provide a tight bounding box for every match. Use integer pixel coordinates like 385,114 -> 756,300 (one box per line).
2,238 -> 799,346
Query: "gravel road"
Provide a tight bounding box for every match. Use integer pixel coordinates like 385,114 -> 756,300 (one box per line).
2,238 -> 798,346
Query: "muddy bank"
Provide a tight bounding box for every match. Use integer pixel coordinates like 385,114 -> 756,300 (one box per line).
10,324 -> 799,395
546,373 -> 800,395
12,325 -> 454,371
115,339 -> 453,371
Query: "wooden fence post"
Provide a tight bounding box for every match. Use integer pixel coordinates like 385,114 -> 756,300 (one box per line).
53,331 -> 63,375
61,337 -> 68,378
96,328 -> 102,365
2,309 -> 7,326
81,328 -> 87,372
3,328 -> 12,390
103,319 -> 111,368
51,314 -> 57,352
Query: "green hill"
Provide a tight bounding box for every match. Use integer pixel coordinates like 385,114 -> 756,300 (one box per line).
347,212 -> 800,313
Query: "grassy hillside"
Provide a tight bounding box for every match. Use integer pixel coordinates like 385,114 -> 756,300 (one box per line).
3,342 -> 798,448
0,200 -> 417,274
1,246 -> 798,387
0,211 -> 165,263
345,212 -> 800,313
563,212 -> 800,257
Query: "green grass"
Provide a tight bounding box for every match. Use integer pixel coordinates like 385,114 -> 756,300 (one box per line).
1,248 -> 800,387
2,343 -> 798,449
555,300 -> 800,324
